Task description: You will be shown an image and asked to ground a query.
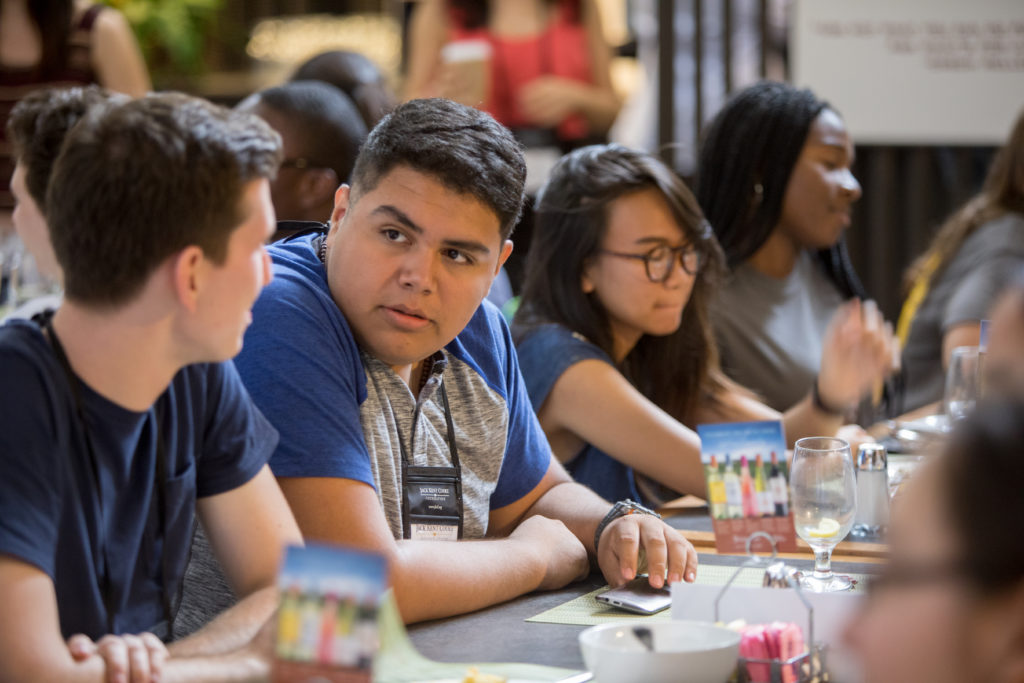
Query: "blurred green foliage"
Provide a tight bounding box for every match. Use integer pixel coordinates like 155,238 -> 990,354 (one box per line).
100,0 -> 224,79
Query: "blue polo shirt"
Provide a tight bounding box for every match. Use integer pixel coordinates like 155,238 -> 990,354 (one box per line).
233,232 -> 551,538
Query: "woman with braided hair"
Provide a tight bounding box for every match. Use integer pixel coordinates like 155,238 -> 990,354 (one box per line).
697,80 -> 898,424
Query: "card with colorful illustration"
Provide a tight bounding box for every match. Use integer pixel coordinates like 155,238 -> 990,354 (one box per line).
272,543 -> 388,683
698,420 -> 798,554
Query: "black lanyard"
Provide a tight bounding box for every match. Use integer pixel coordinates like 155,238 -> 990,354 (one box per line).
396,379 -> 461,472
41,313 -> 174,638
397,376 -> 465,540
314,237 -> 465,539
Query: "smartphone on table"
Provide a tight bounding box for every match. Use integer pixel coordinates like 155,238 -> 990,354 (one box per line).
595,575 -> 672,615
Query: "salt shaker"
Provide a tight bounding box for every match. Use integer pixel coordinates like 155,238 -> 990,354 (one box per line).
853,443 -> 889,538
762,560 -> 801,589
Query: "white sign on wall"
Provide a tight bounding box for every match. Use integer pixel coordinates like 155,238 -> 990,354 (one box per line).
792,0 -> 1024,145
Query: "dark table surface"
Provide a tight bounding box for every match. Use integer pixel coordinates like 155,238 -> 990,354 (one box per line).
406,546 -> 880,671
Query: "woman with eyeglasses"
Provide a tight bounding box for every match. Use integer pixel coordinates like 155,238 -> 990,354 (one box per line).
512,144 -> 874,503
843,398 -> 1024,683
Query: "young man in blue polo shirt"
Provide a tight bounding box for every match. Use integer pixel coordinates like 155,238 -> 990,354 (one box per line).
0,91 -> 303,681
235,98 -> 698,623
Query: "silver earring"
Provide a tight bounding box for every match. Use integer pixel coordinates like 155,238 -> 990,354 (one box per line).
752,183 -> 764,206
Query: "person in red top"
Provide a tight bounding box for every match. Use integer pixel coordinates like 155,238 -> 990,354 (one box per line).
405,0 -> 620,148
406,0 -> 621,293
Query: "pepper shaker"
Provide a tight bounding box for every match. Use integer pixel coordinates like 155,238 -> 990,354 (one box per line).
852,443 -> 889,538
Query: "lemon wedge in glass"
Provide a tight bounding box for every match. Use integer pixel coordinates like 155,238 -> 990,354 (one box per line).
805,518 -> 842,539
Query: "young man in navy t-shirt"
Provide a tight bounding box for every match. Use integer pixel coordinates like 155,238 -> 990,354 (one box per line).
234,98 -> 699,623
0,91 -> 302,681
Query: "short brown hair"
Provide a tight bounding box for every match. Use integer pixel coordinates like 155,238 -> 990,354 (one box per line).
7,85 -> 126,211
47,92 -> 282,307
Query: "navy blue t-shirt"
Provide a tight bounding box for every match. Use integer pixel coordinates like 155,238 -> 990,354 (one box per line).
0,318 -> 275,639
516,323 -> 645,504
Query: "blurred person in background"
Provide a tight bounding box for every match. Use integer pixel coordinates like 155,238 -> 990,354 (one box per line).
291,49 -> 397,130
237,80 -> 368,239
697,80 -> 898,425
4,85 -> 125,321
405,0 -> 621,293
844,398 -> 1024,683
405,0 -> 620,148
1,0 -> 149,316
984,270 -> 1024,398
513,144 -> 884,504
0,0 -> 149,235
897,108 -> 1024,413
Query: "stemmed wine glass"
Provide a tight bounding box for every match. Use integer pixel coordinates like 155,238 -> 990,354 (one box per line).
790,437 -> 857,592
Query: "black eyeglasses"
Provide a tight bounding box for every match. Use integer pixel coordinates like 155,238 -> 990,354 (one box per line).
599,244 -> 703,283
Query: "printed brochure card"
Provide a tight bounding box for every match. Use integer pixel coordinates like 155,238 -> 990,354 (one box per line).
271,543 -> 388,683
697,420 -> 797,554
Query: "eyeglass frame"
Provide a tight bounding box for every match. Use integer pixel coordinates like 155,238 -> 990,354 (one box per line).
597,242 -> 704,283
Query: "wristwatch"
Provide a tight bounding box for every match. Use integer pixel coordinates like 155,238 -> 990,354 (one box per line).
594,499 -> 661,551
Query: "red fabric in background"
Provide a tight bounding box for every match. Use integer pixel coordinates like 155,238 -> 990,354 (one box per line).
448,0 -> 594,142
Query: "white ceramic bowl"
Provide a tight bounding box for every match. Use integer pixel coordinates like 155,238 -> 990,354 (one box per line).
579,620 -> 740,683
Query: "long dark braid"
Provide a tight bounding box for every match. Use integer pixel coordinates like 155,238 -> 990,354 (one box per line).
696,80 -> 866,300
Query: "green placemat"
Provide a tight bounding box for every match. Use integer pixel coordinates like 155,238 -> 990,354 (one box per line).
524,585 -> 673,626
374,591 -> 578,683
526,564 -> 869,627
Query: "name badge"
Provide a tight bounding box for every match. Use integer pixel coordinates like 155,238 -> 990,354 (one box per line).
402,465 -> 463,541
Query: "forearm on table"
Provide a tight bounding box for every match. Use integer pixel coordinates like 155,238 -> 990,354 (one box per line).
1,653 -> 106,683
159,651 -> 267,683
168,585 -> 277,658
523,480 -> 609,557
389,538 -> 548,623
3,642 -> 268,683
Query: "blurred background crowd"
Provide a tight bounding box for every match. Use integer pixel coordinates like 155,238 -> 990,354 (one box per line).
2,0 -> 1018,323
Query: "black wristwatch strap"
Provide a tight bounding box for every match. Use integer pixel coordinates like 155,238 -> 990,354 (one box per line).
594,499 -> 661,552
812,374 -> 846,416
